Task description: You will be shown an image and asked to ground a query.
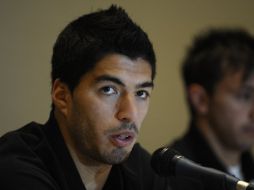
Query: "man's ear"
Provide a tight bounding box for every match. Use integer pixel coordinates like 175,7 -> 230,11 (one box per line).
51,79 -> 71,117
188,84 -> 209,115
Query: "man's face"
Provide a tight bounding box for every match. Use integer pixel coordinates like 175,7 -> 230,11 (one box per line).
207,70 -> 254,151
62,54 -> 153,165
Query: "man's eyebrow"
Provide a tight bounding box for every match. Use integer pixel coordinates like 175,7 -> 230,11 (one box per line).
95,75 -> 154,88
95,75 -> 125,86
137,81 -> 154,89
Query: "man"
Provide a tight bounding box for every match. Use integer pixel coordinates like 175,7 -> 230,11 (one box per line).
169,28 -> 254,189
0,5 -> 169,190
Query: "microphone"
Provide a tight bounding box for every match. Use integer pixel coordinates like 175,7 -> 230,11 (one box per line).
151,147 -> 254,190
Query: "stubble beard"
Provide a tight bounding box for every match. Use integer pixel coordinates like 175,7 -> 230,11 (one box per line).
69,103 -> 136,165
69,118 -> 132,165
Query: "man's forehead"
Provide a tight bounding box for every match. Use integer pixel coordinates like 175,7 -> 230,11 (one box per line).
218,70 -> 254,91
91,54 -> 152,78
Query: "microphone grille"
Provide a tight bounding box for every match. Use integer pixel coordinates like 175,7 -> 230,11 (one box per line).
151,147 -> 179,176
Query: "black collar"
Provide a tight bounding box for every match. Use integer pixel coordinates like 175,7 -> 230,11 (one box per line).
43,112 -> 139,190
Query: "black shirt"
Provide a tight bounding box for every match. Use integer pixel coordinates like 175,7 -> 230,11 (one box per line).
168,122 -> 254,190
0,114 -> 170,190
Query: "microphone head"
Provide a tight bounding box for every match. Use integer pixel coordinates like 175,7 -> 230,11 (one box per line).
151,147 -> 180,177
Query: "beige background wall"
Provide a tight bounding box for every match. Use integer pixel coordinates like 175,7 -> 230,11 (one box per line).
1,0 -> 254,153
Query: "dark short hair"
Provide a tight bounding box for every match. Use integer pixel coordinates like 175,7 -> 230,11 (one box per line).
182,28 -> 254,94
51,5 -> 156,92
182,28 -> 254,115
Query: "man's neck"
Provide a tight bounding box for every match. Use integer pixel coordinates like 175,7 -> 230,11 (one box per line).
197,119 -> 242,167
67,144 -> 111,190
54,110 -> 112,190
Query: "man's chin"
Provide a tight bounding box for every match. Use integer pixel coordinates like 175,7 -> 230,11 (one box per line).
103,147 -> 131,164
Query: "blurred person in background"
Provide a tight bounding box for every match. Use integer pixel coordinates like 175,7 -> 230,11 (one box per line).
169,28 -> 254,189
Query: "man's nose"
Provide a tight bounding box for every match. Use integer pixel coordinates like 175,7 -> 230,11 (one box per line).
116,94 -> 138,123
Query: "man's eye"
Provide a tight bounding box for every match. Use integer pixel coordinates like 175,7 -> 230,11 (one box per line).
242,93 -> 252,101
136,90 -> 149,99
100,86 -> 117,95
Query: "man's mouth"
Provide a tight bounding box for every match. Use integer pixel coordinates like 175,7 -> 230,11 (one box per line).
109,131 -> 135,148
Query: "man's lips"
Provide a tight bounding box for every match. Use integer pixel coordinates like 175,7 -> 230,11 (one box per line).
109,131 -> 136,148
